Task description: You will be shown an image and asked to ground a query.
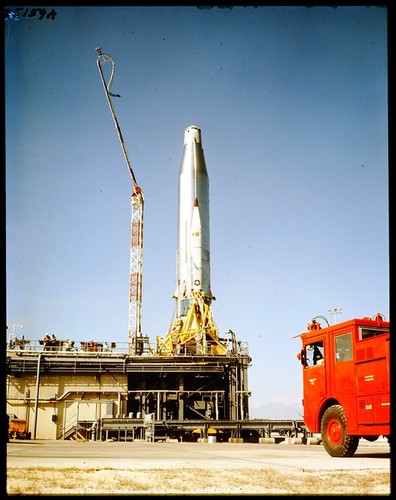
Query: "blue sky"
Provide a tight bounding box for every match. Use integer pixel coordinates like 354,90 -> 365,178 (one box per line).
5,6 -> 388,419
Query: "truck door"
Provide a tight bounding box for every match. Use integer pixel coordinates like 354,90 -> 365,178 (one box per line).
332,332 -> 358,430
302,339 -> 326,432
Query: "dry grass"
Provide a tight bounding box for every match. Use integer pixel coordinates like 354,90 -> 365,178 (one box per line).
7,466 -> 390,495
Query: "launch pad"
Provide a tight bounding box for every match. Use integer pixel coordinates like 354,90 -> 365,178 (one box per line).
7,54 -> 256,441
6,121 -> 254,441
6,121 -> 254,440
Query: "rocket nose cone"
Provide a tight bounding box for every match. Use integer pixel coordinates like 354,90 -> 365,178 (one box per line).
184,126 -> 201,145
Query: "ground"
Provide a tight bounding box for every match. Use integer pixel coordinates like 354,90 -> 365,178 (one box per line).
6,438 -> 390,496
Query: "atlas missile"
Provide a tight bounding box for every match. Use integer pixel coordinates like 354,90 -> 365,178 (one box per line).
173,125 -> 214,319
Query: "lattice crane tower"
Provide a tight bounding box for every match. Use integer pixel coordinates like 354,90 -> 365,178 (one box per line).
96,48 -> 144,355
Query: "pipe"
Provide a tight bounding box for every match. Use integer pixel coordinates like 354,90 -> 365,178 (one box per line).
32,353 -> 42,439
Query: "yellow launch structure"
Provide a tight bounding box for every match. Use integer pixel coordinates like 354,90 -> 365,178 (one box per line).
155,290 -> 228,356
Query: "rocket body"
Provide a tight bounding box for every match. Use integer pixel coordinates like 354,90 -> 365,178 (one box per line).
174,126 -> 213,318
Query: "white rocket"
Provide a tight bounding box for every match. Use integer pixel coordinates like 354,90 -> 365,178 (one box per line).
173,125 -> 214,319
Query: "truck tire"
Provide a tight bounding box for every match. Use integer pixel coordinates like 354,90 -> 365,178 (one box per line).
320,405 -> 359,457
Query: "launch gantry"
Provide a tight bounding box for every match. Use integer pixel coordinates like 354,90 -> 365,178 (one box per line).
96,48 -> 144,356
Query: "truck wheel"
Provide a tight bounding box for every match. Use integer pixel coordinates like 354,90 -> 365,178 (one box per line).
320,405 -> 359,457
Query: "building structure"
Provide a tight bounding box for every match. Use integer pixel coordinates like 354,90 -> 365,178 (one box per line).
6,336 -> 252,441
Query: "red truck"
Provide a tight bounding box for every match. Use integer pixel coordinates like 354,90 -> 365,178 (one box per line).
297,313 -> 390,456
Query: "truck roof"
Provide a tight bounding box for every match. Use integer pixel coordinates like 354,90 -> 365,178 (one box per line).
295,314 -> 389,341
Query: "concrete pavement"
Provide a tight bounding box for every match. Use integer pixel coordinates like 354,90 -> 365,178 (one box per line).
7,438 -> 390,473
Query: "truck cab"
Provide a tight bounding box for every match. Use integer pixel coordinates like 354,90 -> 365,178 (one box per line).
297,313 -> 390,456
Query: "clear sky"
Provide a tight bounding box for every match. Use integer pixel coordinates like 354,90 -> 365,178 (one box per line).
5,5 -> 389,419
